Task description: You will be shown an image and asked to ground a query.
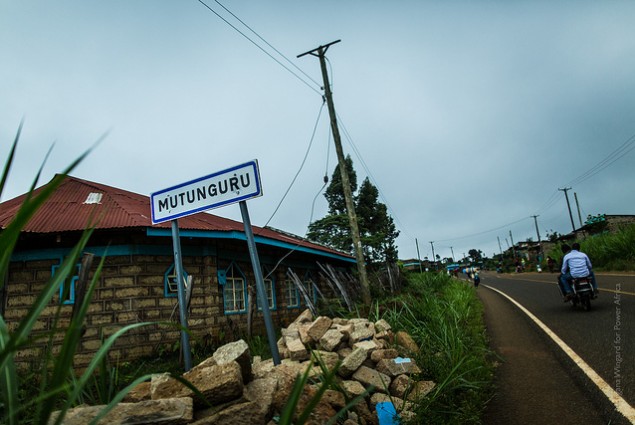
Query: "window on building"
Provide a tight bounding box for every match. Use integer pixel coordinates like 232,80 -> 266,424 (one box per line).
221,263 -> 247,314
164,264 -> 188,298
52,262 -> 80,305
255,267 -> 276,311
285,277 -> 300,308
304,272 -> 318,305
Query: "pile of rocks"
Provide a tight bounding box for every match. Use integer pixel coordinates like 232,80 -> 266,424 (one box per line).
55,310 -> 436,425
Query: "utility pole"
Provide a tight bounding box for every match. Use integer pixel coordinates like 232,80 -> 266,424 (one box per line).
298,40 -> 371,306
531,215 -> 541,242
559,187 -> 576,232
574,192 -> 583,228
509,230 -> 516,261
415,238 -> 423,273
531,214 -> 543,263
429,241 -> 437,270
450,246 -> 455,262
497,236 -> 503,259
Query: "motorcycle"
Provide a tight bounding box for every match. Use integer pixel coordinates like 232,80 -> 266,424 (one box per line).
566,276 -> 595,311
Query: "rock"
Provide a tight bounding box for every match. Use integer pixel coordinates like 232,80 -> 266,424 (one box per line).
352,366 -> 391,394
322,389 -> 346,409
192,401 -> 264,425
151,373 -> 190,400
213,339 -> 252,383
375,357 -> 422,378
352,339 -> 378,353
340,380 -> 367,399
286,337 -> 309,361
183,361 -> 244,406
406,380 -> 437,401
389,374 -> 414,399
293,308 -> 313,324
307,316 -> 333,342
369,393 -> 412,413
374,319 -> 392,333
123,381 -> 151,402
252,358 -> 275,379
244,377 -> 277,421
311,350 -> 340,371
337,347 -> 353,359
338,346 -> 368,377
51,397 -> 194,425
349,321 -> 375,345
395,331 -> 420,354
319,328 -> 344,352
370,348 -> 399,363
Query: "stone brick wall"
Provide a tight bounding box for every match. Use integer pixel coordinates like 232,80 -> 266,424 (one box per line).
4,244 -> 341,369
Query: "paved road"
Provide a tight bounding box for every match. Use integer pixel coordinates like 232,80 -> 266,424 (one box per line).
478,271 -> 635,424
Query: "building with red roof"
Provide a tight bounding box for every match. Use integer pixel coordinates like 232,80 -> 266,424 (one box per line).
0,175 -> 355,367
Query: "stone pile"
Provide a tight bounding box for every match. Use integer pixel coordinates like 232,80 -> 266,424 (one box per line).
54,310 -> 436,425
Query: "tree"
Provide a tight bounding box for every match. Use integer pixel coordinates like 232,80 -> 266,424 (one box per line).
468,249 -> 483,262
307,158 -> 399,266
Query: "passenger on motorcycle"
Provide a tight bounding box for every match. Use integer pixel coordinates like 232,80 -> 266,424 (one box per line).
561,242 -> 598,299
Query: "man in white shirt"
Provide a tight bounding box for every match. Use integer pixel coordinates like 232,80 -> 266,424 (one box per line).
561,242 -> 598,296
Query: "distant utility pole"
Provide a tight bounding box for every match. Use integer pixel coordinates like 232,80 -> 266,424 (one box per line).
429,241 -> 437,270
497,236 -> 503,259
531,215 -> 543,261
450,246 -> 455,262
415,238 -> 423,273
574,192 -> 584,228
509,230 -> 516,260
531,215 -> 541,242
298,40 -> 371,306
558,187 -> 576,232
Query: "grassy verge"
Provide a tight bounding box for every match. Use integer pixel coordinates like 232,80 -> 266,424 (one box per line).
546,223 -> 635,272
371,271 -> 494,424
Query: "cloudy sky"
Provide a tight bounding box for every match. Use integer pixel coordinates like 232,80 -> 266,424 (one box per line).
2,1 -> 634,261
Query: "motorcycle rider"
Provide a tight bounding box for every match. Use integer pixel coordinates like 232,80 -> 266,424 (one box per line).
557,244 -> 574,301
561,242 -> 598,298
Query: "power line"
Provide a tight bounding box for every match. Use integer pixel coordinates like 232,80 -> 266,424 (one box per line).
259,99 -> 326,231
565,132 -> 635,187
211,0 -> 322,89
196,0 -> 322,96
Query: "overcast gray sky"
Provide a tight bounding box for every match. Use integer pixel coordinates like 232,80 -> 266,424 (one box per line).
2,1 -> 634,261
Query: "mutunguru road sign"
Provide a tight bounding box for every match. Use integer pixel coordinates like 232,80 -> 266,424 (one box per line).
150,160 -> 262,224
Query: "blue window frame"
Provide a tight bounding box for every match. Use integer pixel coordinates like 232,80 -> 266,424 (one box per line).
220,263 -> 247,314
52,262 -> 80,305
304,271 -> 318,305
164,264 -> 188,298
285,277 -> 300,309
256,267 -> 276,311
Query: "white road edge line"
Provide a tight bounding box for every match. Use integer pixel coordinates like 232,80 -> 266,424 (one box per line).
483,284 -> 635,423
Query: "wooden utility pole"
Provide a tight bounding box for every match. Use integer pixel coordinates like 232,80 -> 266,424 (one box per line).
298,40 -> 371,306
559,187 -> 576,232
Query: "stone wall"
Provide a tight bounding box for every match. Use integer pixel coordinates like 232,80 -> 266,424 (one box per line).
4,242 -> 340,369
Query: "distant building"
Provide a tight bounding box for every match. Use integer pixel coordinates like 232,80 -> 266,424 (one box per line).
0,175 -> 354,368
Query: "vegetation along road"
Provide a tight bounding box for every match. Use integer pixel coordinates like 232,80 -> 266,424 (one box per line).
477,271 -> 635,424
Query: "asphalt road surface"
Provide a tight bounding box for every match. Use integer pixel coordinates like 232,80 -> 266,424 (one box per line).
477,271 -> 635,424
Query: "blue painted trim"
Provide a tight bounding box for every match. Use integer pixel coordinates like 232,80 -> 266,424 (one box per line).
146,228 -> 355,263
257,271 -> 277,312
164,264 -> 189,298
10,244 -> 216,262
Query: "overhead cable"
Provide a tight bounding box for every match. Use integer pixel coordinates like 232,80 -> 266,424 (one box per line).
196,0 -> 322,96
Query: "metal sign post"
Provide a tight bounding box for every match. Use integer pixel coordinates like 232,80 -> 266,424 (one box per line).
150,160 -> 280,369
240,201 -> 281,365
171,219 -> 192,371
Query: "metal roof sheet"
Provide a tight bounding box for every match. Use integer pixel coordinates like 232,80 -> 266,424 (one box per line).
0,175 -> 352,260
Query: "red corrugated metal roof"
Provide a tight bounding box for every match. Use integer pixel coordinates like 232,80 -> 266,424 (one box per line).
0,175 -> 352,260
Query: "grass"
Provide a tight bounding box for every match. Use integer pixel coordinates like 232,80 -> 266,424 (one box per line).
546,224 -> 635,272
371,271 -> 494,424
0,125 -> 153,424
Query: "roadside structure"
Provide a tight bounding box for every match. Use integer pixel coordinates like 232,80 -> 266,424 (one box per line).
0,175 -> 355,368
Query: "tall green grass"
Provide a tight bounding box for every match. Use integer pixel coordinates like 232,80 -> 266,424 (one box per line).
0,126 -> 152,424
547,224 -> 635,271
372,272 -> 493,424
